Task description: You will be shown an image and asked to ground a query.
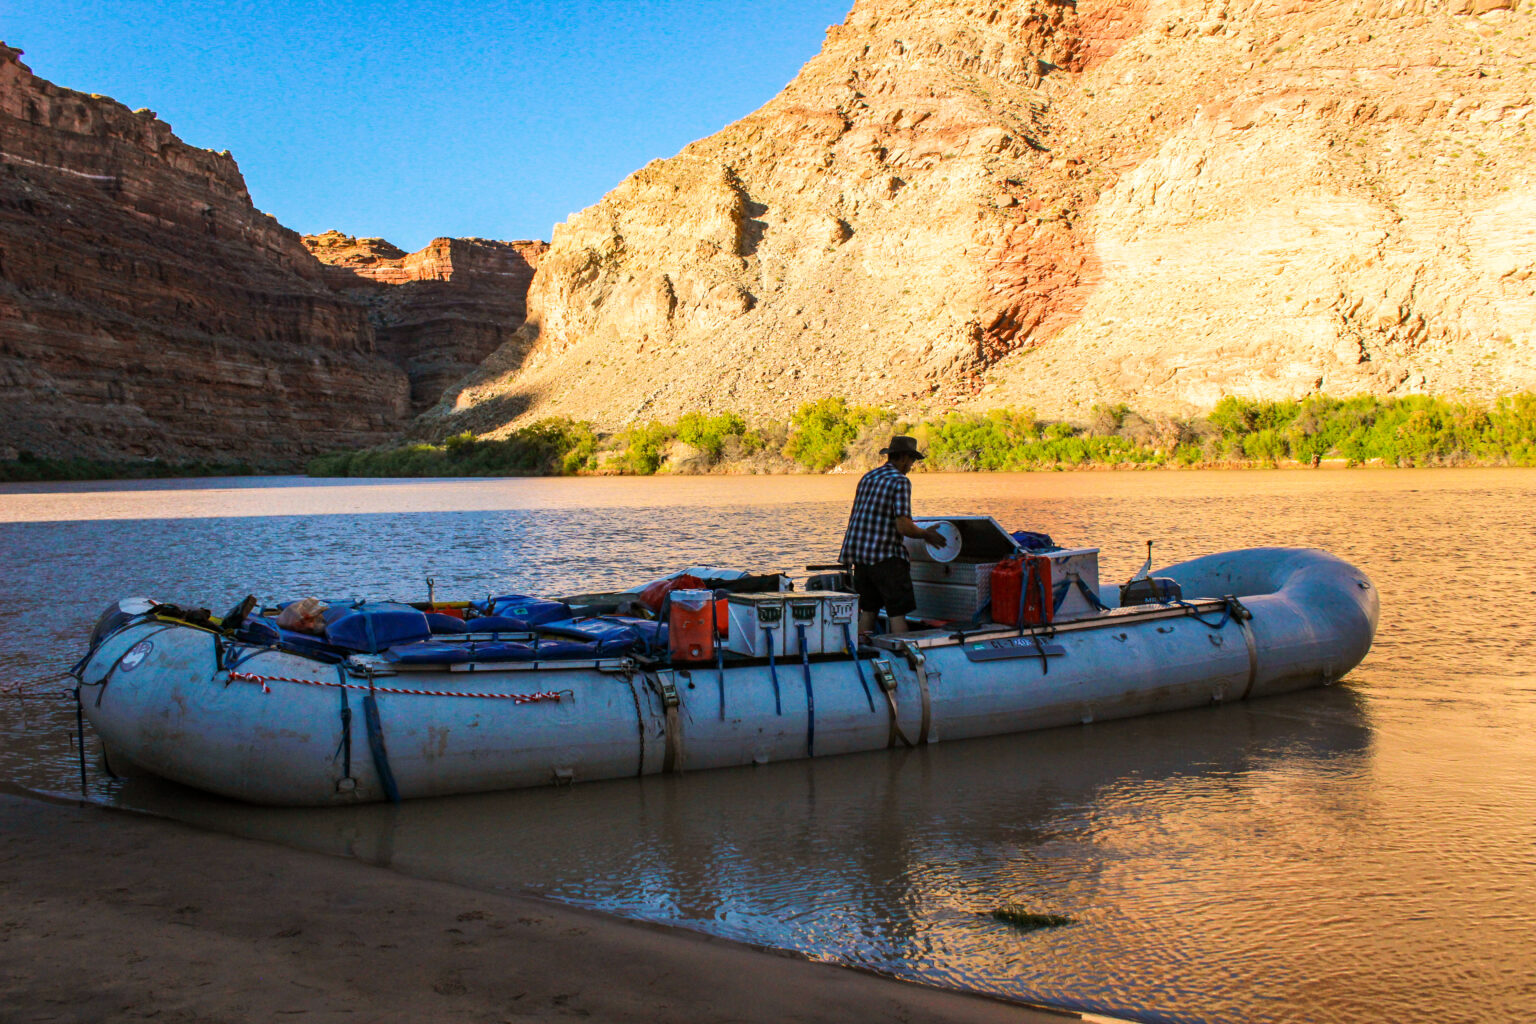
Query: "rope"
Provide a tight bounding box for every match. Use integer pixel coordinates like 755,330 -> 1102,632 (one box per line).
0,673 -> 75,699
225,671 -> 567,703
74,686 -> 88,797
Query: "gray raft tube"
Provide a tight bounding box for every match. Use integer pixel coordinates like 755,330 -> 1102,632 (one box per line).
73,548 -> 1378,807
1160,546 -> 1378,690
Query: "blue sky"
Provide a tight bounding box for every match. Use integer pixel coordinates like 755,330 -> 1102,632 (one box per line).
6,0 -> 850,250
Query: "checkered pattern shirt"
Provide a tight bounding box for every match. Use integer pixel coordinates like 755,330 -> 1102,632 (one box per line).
839,463 -> 912,565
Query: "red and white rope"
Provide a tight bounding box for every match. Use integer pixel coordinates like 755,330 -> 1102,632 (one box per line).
226,670 -> 566,704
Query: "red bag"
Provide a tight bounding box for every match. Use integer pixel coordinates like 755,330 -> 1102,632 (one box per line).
637,574 -> 705,613
990,555 -> 1052,626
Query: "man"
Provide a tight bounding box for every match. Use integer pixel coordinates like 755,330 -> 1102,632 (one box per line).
839,435 -> 946,636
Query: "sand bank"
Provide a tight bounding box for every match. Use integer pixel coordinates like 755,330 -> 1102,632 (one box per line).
1,793 -> 1085,1023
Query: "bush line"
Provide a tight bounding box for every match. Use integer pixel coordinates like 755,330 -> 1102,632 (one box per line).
305,393 -> 1536,477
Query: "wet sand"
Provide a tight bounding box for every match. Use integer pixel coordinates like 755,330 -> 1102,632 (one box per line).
0,793 -> 1082,1023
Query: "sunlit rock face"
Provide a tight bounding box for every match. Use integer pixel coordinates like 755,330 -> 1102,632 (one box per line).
0,44 -> 410,465
431,0 -> 1536,436
304,231 -> 548,414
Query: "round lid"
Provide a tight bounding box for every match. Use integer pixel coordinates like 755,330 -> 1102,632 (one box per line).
925,521 -> 962,563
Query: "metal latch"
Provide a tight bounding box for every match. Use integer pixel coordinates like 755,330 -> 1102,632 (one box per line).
789,600 -> 818,623
872,659 -> 899,693
653,672 -> 680,709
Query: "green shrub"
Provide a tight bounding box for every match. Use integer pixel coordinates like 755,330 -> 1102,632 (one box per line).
783,398 -> 886,471
675,411 -> 749,462
618,421 -> 675,475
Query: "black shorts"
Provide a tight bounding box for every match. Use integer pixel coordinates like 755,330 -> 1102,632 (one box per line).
852,557 -> 917,618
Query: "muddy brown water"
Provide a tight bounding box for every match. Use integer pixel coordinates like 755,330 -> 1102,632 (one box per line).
2,470 -> 1533,1024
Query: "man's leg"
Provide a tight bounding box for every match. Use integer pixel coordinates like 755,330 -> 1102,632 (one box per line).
875,556 -> 917,635
859,609 -> 879,636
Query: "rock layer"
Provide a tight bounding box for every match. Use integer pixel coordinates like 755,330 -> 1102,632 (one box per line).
304,231 -> 547,413
432,0 -> 1536,435
0,45 -> 411,465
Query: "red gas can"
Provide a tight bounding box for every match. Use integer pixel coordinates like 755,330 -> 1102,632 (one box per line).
668,589 -> 717,662
990,555 -> 1053,626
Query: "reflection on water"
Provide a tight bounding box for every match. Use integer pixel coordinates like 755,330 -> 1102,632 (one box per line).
3,470 -> 1535,1023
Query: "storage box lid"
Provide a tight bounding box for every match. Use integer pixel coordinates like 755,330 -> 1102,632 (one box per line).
905,515 -> 1020,563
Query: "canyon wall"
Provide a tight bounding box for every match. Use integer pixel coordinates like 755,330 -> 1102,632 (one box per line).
304,231 -> 547,413
430,0 -> 1536,436
0,43 -> 411,465
0,45 -> 549,467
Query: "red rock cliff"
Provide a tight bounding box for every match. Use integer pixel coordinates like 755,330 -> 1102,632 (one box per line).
0,44 -> 410,466
304,231 -> 547,413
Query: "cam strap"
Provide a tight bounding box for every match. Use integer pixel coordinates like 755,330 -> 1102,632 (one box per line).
647,670 -> 683,773
1233,598 -> 1260,700
871,659 -> 915,749
901,642 -> 933,746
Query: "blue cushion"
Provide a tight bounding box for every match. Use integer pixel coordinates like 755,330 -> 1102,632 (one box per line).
238,616 -> 346,656
384,638 -> 608,664
600,615 -> 667,652
538,617 -> 643,654
464,615 -> 533,633
324,602 -> 432,653
425,613 -> 470,634
384,640 -> 473,664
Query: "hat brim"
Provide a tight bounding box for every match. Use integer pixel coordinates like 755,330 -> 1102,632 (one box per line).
880,448 -> 925,459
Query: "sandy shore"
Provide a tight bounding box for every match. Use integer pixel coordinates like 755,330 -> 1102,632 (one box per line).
1,793 -> 1085,1023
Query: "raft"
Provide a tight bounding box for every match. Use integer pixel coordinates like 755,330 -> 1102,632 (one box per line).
72,547 -> 1377,807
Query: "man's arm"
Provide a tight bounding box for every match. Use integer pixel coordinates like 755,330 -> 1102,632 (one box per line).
896,516 -> 946,547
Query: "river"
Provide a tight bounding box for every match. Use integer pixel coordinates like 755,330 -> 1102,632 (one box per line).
2,469 -> 1532,1023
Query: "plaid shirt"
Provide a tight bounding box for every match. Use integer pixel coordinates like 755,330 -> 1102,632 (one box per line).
839,462 -> 912,565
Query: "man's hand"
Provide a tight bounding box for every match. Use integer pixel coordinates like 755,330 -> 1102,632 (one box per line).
924,527 -> 946,547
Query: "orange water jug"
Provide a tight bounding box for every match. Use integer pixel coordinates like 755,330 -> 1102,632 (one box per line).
990,555 -> 1053,626
669,589 -> 716,662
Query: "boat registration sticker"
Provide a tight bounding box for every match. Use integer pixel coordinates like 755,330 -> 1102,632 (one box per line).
119,640 -> 154,672
963,638 -> 1066,662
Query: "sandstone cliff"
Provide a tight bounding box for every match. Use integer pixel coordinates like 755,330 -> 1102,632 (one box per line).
0,45 -> 410,466
304,231 -> 547,413
429,0 -> 1536,436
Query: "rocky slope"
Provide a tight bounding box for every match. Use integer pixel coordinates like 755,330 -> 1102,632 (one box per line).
304,231 -> 547,413
429,0 -> 1536,436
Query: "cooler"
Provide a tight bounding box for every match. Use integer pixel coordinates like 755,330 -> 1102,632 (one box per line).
1047,548 -> 1102,621
725,593 -> 785,657
782,592 -> 859,655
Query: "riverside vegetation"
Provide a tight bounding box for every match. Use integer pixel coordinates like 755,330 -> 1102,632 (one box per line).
306,394 -> 1536,478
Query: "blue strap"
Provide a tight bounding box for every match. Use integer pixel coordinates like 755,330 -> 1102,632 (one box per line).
796,623 -> 815,757
765,627 -> 782,715
840,622 -> 875,712
333,664 -> 353,781
1052,574 -> 1110,614
714,598 -> 726,721
655,591 -> 671,655
362,686 -> 400,804
1175,599 -> 1233,629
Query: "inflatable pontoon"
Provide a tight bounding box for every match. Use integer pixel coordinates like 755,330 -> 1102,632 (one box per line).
72,540 -> 1378,807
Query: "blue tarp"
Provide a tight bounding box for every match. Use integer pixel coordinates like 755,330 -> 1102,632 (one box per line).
473,595 -> 572,626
